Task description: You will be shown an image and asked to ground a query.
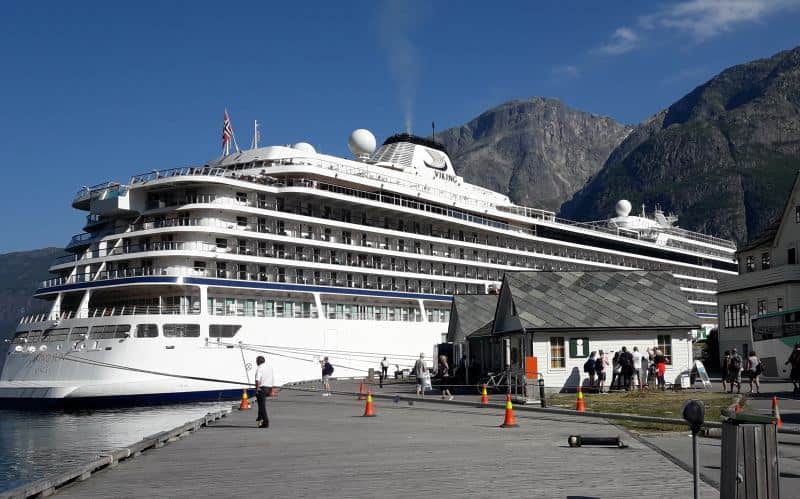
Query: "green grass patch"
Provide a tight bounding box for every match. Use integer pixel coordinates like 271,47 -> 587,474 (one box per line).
547,390 -> 741,433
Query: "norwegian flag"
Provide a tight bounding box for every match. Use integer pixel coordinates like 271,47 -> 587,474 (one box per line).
222,109 -> 238,155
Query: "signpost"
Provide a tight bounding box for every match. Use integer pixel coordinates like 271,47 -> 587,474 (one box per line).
694,360 -> 712,391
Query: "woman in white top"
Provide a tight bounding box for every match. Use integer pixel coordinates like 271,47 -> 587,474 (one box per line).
746,351 -> 762,394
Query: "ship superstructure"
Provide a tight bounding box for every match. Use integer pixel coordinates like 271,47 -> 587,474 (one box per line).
1,129 -> 736,404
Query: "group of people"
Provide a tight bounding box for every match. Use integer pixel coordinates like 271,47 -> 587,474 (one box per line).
583,346 -> 669,392
721,348 -> 763,394
412,353 -> 457,400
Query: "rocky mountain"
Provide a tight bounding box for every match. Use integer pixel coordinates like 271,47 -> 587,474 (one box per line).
0,247 -> 62,340
560,47 -> 800,243
437,98 -> 632,212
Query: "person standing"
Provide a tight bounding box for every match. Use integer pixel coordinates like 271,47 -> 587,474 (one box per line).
254,355 -> 270,429
632,347 -> 644,389
414,353 -> 428,398
619,346 -> 634,391
746,351 -> 762,394
379,356 -> 389,388
610,351 -> 622,391
437,355 -> 454,400
721,350 -> 730,393
654,349 -> 667,390
785,344 -> 800,393
584,351 -> 597,390
321,356 -> 334,396
595,350 -> 608,393
728,348 -> 742,394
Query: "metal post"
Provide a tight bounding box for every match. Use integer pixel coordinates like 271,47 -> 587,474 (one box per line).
692,431 -> 699,499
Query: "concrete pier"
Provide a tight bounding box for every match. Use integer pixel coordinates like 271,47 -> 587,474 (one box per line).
52,387 -> 717,498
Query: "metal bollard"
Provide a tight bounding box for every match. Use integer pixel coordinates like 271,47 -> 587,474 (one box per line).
568,435 -> 627,448
538,378 -> 546,408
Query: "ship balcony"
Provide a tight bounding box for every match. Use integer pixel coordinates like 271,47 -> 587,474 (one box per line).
38,264 -> 469,296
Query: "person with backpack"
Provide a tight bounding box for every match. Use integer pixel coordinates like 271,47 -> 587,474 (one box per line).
584,351 -> 597,390
595,350 -> 608,393
321,356 -> 334,396
728,348 -> 742,394
619,346 -> 634,391
746,351 -> 762,394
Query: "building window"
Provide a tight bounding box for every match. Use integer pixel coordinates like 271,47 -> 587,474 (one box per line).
550,337 -> 565,369
657,335 -> 672,365
790,248 -> 797,265
796,205 -> 800,223
757,300 -> 766,316
761,253 -> 771,270
746,256 -> 755,272
723,303 -> 750,328
778,298 -> 784,312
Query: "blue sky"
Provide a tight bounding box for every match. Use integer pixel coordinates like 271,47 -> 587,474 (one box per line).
1,0 -> 799,253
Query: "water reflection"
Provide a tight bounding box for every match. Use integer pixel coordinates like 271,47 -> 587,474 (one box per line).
0,402 -> 228,492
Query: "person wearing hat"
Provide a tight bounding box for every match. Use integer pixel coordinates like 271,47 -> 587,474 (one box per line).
254,355 -> 271,428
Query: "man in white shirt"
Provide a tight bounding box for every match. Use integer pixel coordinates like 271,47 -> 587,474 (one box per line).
254,355 -> 272,428
632,347 -> 644,390
380,357 -> 389,388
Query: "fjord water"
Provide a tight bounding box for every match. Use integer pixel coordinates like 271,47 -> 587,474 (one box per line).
0,402 -> 227,492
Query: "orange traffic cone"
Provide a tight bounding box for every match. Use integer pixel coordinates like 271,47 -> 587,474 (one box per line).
773,396 -> 783,428
480,384 -> 489,405
499,393 -> 518,428
270,386 -> 277,397
362,391 -> 376,417
238,389 -> 250,410
358,381 -> 366,401
575,385 -> 586,413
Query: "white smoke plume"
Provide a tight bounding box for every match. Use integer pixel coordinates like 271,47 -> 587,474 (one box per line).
378,0 -> 424,134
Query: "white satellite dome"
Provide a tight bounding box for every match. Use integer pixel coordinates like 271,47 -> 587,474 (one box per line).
615,199 -> 632,217
292,142 -> 316,154
348,129 -> 376,159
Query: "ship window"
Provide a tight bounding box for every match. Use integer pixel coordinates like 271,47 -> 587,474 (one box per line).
42,328 -> 69,342
89,325 -> 131,339
136,324 -> 159,338
70,327 -> 88,341
236,216 -> 248,227
12,331 -> 29,344
216,238 -> 228,249
163,324 -> 200,338
236,192 -> 247,203
210,325 -> 240,338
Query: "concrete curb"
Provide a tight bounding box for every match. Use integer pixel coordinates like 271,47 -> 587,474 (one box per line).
0,409 -> 229,499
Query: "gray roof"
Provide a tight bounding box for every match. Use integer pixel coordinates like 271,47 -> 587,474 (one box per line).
499,271 -> 700,331
446,294 -> 497,342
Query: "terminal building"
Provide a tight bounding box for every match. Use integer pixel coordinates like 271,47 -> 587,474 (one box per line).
717,172 -> 800,376
449,270 -> 700,391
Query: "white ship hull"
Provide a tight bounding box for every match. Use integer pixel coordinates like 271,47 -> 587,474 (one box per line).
1,315 -> 445,406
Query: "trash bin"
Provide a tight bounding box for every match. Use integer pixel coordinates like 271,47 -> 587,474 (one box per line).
720,412 -> 779,499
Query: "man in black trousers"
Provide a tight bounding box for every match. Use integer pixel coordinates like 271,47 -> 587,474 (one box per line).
254,355 -> 269,429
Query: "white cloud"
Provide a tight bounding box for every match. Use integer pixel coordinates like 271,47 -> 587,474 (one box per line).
597,0 -> 800,56
597,27 -> 640,55
552,64 -> 581,79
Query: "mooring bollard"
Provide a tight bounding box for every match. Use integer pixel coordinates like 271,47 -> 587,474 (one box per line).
567,435 -> 626,448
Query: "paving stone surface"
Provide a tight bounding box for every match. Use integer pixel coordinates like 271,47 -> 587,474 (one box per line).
56,387 -> 717,498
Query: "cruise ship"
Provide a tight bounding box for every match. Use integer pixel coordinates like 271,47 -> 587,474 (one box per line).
1,127 -> 737,405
